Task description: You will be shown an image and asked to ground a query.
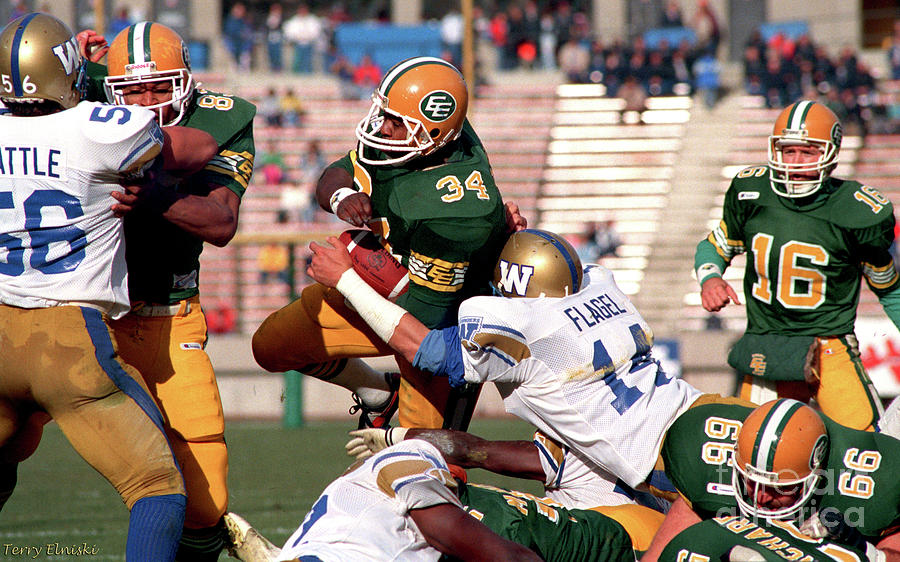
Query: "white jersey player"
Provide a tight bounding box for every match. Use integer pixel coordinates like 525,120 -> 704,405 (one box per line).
278,439 -> 460,562
307,228 -> 718,495
0,12 -> 218,561
278,439 -> 539,562
0,101 -> 163,317
458,261 -> 701,488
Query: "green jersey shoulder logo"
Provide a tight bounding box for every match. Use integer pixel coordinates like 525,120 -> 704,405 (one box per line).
420,90 -> 456,122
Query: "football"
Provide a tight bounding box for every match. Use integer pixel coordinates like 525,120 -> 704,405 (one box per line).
339,229 -> 409,300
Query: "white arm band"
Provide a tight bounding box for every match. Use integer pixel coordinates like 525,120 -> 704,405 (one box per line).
696,263 -> 723,286
329,187 -> 358,215
335,268 -> 407,343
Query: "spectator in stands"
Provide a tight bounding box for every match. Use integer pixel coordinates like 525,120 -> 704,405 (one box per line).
264,3 -> 285,72
258,243 -> 291,285
257,140 -> 288,185
888,20 -> 900,80
440,8 -> 463,70
280,88 -> 305,128
259,87 -> 283,128
223,2 -> 254,72
505,4 -> 529,69
661,0 -> 683,28
539,8 -> 558,70
330,52 -> 362,100
742,45 -> 765,94
108,6 -> 132,38
558,37 -> 590,83
619,76 -> 648,118
690,0 -> 720,55
577,221 -> 622,263
602,50 -> 626,95
693,48 -> 721,108
284,3 -> 322,74
299,141 -> 327,192
489,11 -> 513,70
352,54 -> 382,100
8,1 -> 27,22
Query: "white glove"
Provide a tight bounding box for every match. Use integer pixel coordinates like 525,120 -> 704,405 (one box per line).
728,545 -> 766,562
345,427 -> 409,460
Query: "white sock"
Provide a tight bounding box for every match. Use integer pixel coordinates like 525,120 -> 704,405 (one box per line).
307,358 -> 392,407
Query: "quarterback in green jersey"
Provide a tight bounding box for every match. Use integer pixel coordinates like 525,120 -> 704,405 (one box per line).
79,21 -> 255,560
252,56 -> 509,432
694,100 -> 900,431
643,398 -> 900,560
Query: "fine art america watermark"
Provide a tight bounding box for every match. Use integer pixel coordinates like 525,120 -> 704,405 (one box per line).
2,543 -> 101,558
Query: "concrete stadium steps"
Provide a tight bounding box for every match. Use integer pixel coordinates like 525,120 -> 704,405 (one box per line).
537,85 -> 689,297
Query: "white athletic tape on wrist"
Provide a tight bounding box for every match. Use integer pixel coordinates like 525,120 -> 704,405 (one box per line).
696,262 -> 723,286
329,187 -> 358,215
336,268 -> 405,343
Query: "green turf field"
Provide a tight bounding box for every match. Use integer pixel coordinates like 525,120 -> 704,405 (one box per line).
1,418 -> 542,560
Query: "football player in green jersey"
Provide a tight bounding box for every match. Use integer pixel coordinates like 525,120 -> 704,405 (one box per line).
252,56 -> 509,431
643,398 -> 900,560
78,21 -> 256,560
660,516 -> 870,561
694,100 -> 900,431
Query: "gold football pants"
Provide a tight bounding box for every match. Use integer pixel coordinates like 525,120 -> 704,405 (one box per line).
252,282 -> 453,428
0,304 -> 185,508
739,335 -> 882,430
110,296 -> 228,528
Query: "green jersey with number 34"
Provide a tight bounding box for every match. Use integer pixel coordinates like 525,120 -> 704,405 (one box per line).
661,402 -> 900,539
329,119 -> 507,328
705,171 -> 896,335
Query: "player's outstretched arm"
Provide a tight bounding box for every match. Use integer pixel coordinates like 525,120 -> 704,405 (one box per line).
308,236 -> 430,362
160,126 -> 219,175
876,532 -> 900,561
640,496 -> 702,561
410,503 -> 541,562
700,276 -> 741,312
346,428 -> 546,481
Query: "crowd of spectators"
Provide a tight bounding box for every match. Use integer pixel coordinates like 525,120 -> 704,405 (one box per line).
742,29 -> 893,135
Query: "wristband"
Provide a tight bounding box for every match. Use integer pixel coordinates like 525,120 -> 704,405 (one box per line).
329,187 -> 358,215
386,427 -> 409,446
335,268 -> 406,343
696,263 -> 723,286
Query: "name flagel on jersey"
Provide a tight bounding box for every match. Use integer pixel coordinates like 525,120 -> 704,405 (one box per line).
458,265 -> 702,488
0,101 -> 164,318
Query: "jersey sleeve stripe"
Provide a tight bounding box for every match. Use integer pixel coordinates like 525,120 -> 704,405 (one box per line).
118,136 -> 162,172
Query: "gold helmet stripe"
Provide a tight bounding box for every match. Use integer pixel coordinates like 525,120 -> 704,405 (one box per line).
526,229 -> 582,293
752,399 -> 802,473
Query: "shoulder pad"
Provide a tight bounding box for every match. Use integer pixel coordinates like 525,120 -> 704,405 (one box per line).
824,179 -> 894,228
185,90 -> 256,137
77,102 -> 158,145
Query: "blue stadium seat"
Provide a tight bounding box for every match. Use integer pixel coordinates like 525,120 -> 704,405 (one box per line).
642,27 -> 696,50
758,20 -> 809,42
333,23 -> 443,70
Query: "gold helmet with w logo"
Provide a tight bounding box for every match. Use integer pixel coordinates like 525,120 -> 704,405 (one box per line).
0,13 -> 85,109
493,230 -> 583,298
355,56 -> 468,166
104,22 -> 194,125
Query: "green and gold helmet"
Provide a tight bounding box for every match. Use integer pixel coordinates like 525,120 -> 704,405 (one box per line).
492,229 -> 583,298
0,13 -> 85,109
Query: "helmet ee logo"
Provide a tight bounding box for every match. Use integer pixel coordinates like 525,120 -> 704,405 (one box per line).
420,90 -> 456,122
